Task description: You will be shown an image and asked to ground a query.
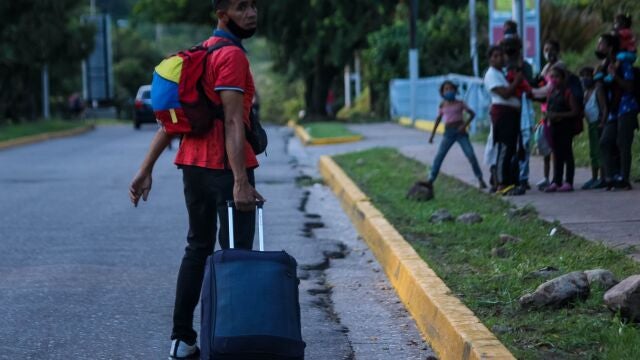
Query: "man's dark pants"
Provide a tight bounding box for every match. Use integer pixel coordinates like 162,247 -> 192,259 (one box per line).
601,113 -> 638,183
491,105 -> 521,187
172,166 -> 256,344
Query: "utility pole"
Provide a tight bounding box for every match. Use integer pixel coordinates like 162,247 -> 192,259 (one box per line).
469,0 -> 479,77
42,64 -> 50,120
409,0 -> 419,125
512,0 -> 524,39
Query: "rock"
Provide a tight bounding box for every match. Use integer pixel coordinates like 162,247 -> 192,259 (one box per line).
498,234 -> 522,246
457,212 -> 483,224
406,181 -> 434,201
430,209 -> 453,223
507,205 -> 536,218
519,271 -> 590,308
491,247 -> 509,258
604,275 -> 640,322
584,269 -> 618,290
491,325 -> 512,335
525,266 -> 560,280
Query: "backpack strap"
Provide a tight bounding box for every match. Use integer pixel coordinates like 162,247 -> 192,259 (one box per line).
206,41 -> 237,54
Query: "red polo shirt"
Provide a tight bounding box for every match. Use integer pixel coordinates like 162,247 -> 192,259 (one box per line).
174,36 -> 258,170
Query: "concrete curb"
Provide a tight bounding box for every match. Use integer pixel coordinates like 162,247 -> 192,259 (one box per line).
0,125 -> 95,151
291,123 -> 363,146
319,156 -> 515,360
398,117 -> 445,134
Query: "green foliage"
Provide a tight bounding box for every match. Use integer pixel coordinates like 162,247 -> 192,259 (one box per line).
541,1 -> 604,54
133,0 -> 213,25
302,122 -> 358,139
335,148 -> 640,359
111,26 -> 163,119
364,3 -> 489,116
258,0 -> 397,117
245,37 -> 305,123
0,0 -> 95,122
0,119 -> 88,142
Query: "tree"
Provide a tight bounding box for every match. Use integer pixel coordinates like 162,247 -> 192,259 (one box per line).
112,26 -> 164,118
0,0 -> 95,122
364,3 -> 489,116
134,0 -> 398,119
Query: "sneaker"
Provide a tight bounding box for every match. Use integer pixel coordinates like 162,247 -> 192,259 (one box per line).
479,179 -> 488,189
593,179 -> 606,189
536,178 -> 550,191
581,178 -> 597,190
617,181 -> 633,191
169,340 -> 200,359
544,183 -> 558,193
557,182 -> 574,192
497,184 -> 515,195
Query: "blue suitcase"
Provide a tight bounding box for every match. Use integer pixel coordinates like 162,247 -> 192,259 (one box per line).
200,202 -> 306,359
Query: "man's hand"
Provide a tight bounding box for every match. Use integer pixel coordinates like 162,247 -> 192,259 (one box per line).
233,179 -> 265,212
129,170 -> 152,207
458,124 -> 468,134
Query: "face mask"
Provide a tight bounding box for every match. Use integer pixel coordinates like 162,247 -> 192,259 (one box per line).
227,17 -> 256,39
443,91 -> 456,101
544,52 -> 550,61
581,78 -> 594,89
595,50 -> 607,60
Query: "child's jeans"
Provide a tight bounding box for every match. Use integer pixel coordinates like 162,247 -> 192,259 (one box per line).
428,127 -> 483,182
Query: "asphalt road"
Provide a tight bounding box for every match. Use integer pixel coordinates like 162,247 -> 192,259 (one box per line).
0,124 -> 433,359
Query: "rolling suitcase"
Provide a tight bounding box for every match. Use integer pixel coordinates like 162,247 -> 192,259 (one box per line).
200,202 -> 306,360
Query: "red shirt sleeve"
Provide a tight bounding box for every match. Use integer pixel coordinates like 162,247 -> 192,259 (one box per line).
214,48 -> 249,93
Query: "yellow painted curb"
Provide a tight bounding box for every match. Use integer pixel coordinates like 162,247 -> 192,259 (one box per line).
293,124 -> 363,146
319,155 -> 515,360
398,117 -> 444,134
0,125 -> 95,151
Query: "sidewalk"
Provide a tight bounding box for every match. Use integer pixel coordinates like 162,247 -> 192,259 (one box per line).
296,122 -> 640,261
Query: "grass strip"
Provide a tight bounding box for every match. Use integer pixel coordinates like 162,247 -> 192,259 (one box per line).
0,119 -> 89,142
302,122 -> 359,139
334,147 -> 640,360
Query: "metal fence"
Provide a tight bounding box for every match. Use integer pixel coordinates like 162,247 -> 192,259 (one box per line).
389,74 -> 491,134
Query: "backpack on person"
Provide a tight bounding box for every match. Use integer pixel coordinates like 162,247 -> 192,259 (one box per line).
566,72 -> 585,135
151,41 -> 268,154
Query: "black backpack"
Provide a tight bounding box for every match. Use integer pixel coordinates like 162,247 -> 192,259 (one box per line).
567,72 -> 584,135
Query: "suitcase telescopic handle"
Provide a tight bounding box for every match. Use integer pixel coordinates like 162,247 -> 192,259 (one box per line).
226,201 -> 265,251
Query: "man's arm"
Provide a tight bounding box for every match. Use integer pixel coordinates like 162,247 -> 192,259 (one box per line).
429,114 -> 442,144
220,90 -> 264,212
129,128 -> 172,207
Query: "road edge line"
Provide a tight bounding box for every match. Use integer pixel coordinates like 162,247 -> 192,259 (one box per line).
0,125 -> 95,151
319,155 -> 515,360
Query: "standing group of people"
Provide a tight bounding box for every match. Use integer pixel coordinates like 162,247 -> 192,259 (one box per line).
425,16 -> 639,196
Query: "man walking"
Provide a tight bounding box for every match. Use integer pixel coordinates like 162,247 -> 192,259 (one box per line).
129,0 -> 263,358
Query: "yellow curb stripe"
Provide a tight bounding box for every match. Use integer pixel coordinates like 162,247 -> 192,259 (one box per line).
319,155 -> 515,360
0,125 -> 95,151
398,117 -> 444,134
293,125 -> 363,146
